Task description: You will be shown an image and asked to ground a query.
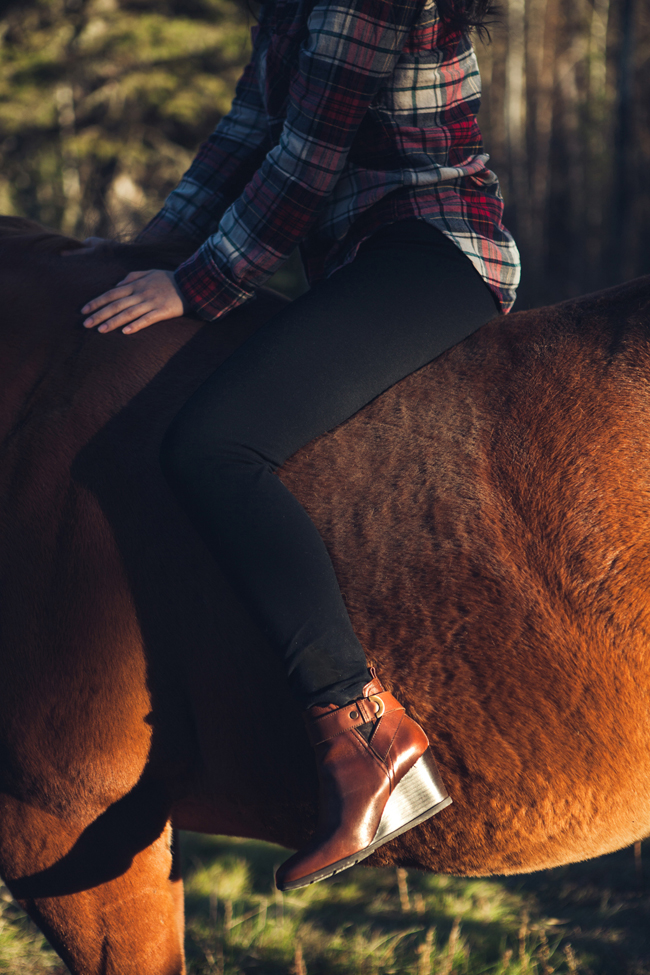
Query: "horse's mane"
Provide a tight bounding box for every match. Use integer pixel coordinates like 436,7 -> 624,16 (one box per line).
0,216 -> 196,274
0,216 -> 98,256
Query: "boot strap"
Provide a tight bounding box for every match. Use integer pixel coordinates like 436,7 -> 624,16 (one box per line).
306,690 -> 404,746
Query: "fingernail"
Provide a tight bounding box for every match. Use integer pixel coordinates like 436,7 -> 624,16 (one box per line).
81,305 -> 89,313
83,319 -> 93,327
123,327 -> 132,334
98,325 -> 108,332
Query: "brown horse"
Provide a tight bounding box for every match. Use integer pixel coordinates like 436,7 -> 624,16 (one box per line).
1,215 -> 650,974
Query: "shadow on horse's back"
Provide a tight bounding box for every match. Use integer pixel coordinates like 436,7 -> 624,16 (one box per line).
1,216 -> 650,974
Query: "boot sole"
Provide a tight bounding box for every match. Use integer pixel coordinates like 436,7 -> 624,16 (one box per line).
277,750 -> 452,891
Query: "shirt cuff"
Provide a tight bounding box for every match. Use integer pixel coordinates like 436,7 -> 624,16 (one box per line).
174,245 -> 255,322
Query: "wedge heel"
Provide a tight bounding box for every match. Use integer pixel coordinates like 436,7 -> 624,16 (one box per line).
279,750 -> 452,889
373,749 -> 452,844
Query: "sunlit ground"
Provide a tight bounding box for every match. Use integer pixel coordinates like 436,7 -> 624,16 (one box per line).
2,836 -> 648,974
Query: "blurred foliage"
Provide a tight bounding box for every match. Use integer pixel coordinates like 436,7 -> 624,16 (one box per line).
0,0 -> 252,238
0,885 -> 62,973
0,0 -> 648,305
474,0 -> 650,306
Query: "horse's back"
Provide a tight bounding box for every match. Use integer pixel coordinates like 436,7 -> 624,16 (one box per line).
1,222 -> 650,881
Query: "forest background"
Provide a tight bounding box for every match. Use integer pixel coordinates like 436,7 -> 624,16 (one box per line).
1,3 -> 649,972
0,0 -> 648,310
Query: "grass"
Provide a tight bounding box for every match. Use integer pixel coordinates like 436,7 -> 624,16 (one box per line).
0,886 -> 63,973
1,837 -> 648,974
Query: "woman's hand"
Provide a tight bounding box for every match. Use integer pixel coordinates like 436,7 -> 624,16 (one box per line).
82,269 -> 185,334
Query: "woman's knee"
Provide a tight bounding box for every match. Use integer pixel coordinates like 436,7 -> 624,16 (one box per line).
159,407 -> 266,495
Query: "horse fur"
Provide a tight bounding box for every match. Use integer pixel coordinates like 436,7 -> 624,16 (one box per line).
1,216 -> 650,973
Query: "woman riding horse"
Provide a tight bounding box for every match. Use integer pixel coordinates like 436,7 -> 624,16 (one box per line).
73,0 -> 520,890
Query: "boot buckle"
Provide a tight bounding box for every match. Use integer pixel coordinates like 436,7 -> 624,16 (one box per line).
369,694 -> 385,718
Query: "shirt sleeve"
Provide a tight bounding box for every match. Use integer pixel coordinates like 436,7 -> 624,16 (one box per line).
138,28 -> 271,246
175,0 -> 425,320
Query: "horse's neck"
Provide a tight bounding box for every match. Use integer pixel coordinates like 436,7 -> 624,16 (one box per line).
0,246 -> 287,477
0,249 -> 193,441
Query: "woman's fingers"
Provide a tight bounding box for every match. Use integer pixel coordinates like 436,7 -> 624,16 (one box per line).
83,296 -> 143,328
82,285 -> 137,318
94,304 -> 178,334
82,269 -> 185,335
82,274 -> 151,319
94,302 -> 151,333
122,308 -> 174,334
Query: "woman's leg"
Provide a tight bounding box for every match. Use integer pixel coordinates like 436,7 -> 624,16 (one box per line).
160,224 -> 498,708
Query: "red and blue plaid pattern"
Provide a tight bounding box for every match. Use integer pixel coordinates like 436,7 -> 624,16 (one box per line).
144,0 -> 521,318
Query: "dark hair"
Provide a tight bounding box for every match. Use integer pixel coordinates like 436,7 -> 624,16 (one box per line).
249,0 -> 498,40
436,0 -> 498,39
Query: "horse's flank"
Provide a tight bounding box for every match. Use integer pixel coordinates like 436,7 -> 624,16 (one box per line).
1,215 -> 650,897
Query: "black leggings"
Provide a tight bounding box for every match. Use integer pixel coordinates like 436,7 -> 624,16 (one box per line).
160,221 -> 499,708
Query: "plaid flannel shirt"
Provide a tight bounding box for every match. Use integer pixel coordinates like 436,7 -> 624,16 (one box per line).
143,0 -> 521,318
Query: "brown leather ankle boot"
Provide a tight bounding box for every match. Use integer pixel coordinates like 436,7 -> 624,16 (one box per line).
275,670 -> 452,891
